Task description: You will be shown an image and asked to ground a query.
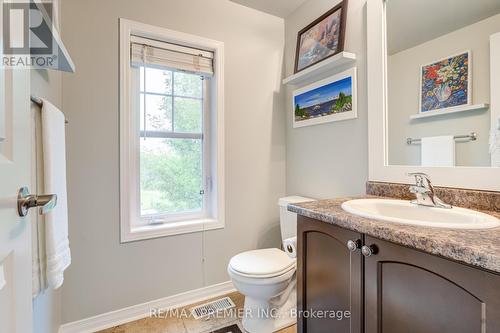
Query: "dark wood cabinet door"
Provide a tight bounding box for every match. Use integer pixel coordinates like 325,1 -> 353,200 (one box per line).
297,216 -> 363,333
364,236 -> 500,333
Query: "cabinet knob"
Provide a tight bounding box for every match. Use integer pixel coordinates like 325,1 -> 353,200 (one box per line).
361,245 -> 377,257
347,239 -> 361,252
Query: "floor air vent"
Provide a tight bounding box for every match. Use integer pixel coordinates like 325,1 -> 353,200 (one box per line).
190,296 -> 236,320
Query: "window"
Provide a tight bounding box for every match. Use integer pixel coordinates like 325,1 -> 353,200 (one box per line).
138,67 -> 207,223
120,19 -> 225,242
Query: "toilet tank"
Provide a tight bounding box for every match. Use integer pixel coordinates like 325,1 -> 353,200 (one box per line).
278,196 -> 314,241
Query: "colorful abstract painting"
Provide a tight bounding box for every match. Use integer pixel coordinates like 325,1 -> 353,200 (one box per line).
293,68 -> 357,128
420,51 -> 470,113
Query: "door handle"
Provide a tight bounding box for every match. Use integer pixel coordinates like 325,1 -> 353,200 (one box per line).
17,187 -> 57,217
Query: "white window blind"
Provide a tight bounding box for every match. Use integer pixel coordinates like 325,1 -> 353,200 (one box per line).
130,35 -> 214,76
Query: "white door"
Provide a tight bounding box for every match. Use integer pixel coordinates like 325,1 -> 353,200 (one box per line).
0,57 -> 34,333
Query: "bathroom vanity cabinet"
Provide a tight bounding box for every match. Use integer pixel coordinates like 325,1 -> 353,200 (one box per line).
297,216 -> 500,333
297,217 -> 363,333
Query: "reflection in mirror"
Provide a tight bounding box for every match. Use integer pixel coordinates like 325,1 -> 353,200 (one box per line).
386,0 -> 500,167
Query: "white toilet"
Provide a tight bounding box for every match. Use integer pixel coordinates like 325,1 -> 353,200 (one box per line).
228,196 -> 313,333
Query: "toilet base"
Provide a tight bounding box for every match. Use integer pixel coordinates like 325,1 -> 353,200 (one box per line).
241,289 -> 296,333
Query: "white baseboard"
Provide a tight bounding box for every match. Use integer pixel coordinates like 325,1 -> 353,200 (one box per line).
58,281 -> 235,333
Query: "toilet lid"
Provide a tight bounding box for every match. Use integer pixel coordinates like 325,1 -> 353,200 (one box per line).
229,248 -> 295,277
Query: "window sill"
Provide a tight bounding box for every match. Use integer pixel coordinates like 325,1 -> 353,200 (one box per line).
120,218 -> 224,243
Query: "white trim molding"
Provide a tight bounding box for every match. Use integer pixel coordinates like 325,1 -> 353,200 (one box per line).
58,281 -> 235,333
490,32 -> 500,167
367,0 -> 500,191
119,18 -> 226,242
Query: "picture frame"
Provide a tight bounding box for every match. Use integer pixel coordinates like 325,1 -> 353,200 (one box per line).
294,0 -> 348,73
293,67 -> 357,128
419,50 -> 472,114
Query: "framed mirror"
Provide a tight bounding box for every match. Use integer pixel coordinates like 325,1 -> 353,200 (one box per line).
367,0 -> 500,191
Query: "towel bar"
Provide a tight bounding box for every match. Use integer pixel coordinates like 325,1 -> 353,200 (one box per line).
407,132 -> 477,145
30,96 -> 69,124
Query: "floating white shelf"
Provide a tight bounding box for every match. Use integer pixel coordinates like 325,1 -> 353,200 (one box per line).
282,51 -> 356,86
409,103 -> 489,120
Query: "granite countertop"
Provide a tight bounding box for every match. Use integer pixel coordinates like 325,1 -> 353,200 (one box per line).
288,196 -> 500,274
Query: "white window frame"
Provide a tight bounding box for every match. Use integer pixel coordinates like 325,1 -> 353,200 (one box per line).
119,18 -> 225,242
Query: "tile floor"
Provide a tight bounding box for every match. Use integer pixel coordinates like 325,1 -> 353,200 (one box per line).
97,291 -> 297,333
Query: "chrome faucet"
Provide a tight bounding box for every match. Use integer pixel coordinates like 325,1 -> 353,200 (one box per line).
408,173 -> 452,209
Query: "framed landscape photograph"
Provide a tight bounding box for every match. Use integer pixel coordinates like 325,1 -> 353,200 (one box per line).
293,68 -> 357,128
294,0 -> 348,73
419,50 -> 471,114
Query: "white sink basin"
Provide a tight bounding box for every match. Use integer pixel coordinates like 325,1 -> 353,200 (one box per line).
341,199 -> 500,230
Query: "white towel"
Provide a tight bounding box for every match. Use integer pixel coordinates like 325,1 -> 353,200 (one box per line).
32,106 -> 46,298
32,213 -> 48,297
41,98 -> 71,289
421,136 -> 455,167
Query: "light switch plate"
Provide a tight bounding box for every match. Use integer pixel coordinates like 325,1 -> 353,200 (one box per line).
0,264 -> 5,291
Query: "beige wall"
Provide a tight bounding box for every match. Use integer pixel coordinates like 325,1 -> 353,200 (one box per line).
60,0 -> 285,323
284,0 -> 368,198
388,14 -> 500,166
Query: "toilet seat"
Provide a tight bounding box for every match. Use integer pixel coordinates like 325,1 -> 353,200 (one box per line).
229,248 -> 296,279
